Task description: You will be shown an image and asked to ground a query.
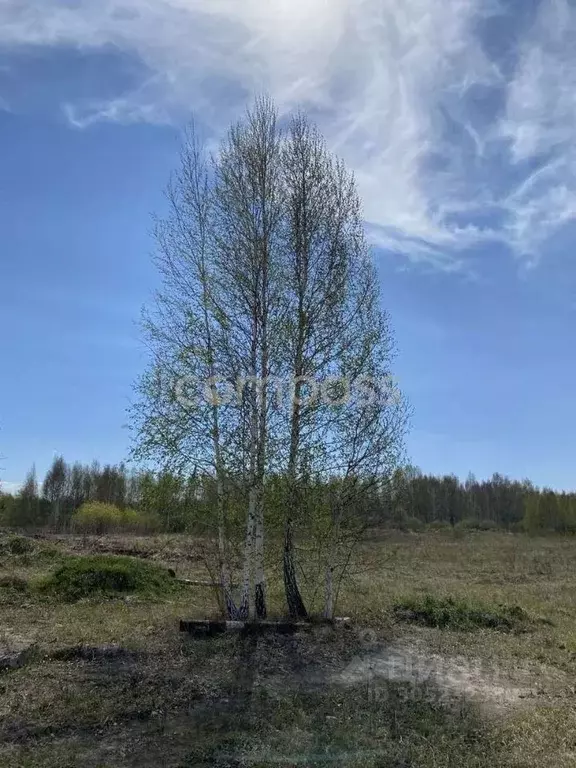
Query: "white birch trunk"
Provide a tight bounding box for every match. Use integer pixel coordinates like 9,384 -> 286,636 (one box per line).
323,508 -> 339,619
253,486 -> 266,619
324,562 -> 334,620
240,486 -> 257,620
216,472 -> 238,618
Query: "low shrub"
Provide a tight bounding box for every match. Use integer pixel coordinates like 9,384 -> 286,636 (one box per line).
71,502 -> 161,535
393,594 -> 533,632
403,516 -> 425,532
0,534 -> 62,562
40,555 -> 180,601
455,518 -> 499,532
7,535 -> 34,555
426,521 -> 452,532
391,512 -> 425,532
509,521 -> 525,534
34,542 -> 62,561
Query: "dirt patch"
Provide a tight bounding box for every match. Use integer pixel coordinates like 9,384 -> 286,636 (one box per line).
0,627 -> 521,767
332,637 -> 573,713
49,644 -> 145,663
0,635 -> 37,672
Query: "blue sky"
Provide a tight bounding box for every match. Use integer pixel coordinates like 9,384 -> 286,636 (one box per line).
1,0 -> 576,491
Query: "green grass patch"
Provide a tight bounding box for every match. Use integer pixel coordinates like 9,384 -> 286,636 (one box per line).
0,574 -> 30,606
39,555 -> 181,601
393,594 -> 534,632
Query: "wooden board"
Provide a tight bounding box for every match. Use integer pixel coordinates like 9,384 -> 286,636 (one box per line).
179,617 -> 351,636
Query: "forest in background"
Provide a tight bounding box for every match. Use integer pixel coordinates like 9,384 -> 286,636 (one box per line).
1,454 -> 574,536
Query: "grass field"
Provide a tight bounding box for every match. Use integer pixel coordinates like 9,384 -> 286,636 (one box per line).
1,529 -> 576,767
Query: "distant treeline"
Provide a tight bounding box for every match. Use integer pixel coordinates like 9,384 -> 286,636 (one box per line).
0,458 -> 203,533
0,457 -> 574,535
385,468 -> 576,534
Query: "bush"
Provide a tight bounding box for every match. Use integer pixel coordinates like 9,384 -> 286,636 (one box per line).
426,521 -> 451,532
7,535 -> 34,555
391,511 -> 425,532
455,518 -> 498,532
393,594 -> 533,632
509,521 -> 525,534
40,555 -> 179,601
71,502 -> 161,535
403,516 -> 425,532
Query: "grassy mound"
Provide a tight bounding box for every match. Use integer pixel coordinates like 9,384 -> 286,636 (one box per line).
393,594 -> 533,632
0,575 -> 29,606
40,555 -> 179,601
0,534 -> 61,562
5,535 -> 34,555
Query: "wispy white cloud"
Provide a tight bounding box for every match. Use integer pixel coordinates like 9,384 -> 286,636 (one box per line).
2,0 -> 576,267
499,0 -> 576,259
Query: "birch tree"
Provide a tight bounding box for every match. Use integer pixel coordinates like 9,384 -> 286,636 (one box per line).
278,112 -> 408,618
42,455 -> 68,530
212,97 -> 284,619
131,99 -> 284,620
131,96 -> 407,622
130,125 -> 241,617
315,228 -> 408,618
278,114 -> 353,618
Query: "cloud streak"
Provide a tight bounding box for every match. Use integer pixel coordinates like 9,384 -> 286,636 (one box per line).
2,0 -> 576,267
499,0 -> 576,258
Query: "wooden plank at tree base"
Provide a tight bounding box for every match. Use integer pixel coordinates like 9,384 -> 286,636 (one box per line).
176,578 -> 220,587
179,618 -> 351,637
